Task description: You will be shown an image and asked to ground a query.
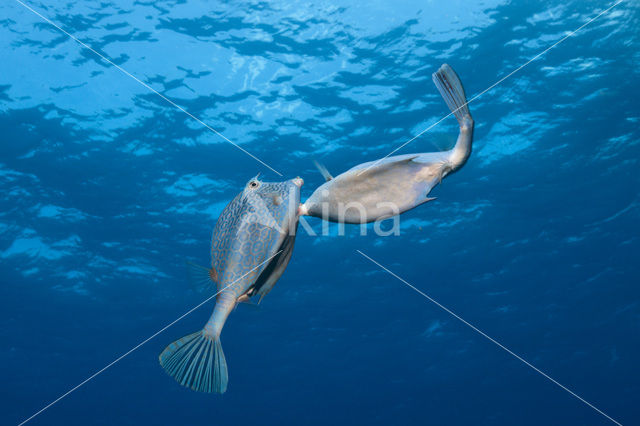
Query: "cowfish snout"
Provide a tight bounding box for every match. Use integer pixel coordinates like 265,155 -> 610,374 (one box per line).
291,176 -> 304,187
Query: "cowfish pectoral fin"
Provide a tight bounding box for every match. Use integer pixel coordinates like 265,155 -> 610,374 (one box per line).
185,261 -> 217,294
159,330 -> 228,393
313,160 -> 333,181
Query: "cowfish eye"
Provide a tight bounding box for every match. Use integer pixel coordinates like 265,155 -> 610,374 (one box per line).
249,180 -> 259,189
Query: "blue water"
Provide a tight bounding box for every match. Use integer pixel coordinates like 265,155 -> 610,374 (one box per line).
1,0 -> 639,424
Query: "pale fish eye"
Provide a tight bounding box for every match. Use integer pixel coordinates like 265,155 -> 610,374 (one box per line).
249,180 -> 259,189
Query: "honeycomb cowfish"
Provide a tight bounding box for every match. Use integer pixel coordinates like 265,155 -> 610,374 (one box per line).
299,64 -> 474,223
159,176 -> 303,393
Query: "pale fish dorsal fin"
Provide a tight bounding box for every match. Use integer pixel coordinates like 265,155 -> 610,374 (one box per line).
354,155 -> 421,178
313,160 -> 333,181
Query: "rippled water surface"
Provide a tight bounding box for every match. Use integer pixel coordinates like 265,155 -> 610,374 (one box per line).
1,0 -> 639,424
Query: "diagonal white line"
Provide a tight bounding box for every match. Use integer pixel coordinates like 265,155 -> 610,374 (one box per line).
12,0 -> 283,177
358,0 -> 625,175
356,250 -> 622,426
18,250 -> 282,426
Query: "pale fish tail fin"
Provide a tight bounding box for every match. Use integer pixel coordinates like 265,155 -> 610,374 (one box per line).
432,64 -> 473,125
432,64 -> 474,172
159,330 -> 228,393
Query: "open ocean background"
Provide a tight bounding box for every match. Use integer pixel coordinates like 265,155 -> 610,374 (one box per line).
1,0 -> 639,424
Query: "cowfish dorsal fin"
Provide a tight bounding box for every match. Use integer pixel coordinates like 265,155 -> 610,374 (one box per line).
313,160 -> 333,181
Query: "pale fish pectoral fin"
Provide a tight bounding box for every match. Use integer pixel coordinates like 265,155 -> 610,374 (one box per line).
185,261 -> 217,294
313,160 -> 333,181
159,330 -> 228,393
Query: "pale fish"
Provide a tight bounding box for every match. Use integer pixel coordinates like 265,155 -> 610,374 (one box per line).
299,64 -> 474,223
159,176 -> 303,393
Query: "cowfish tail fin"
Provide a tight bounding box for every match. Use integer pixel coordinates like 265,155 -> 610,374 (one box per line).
159,330 -> 228,393
432,64 -> 471,124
